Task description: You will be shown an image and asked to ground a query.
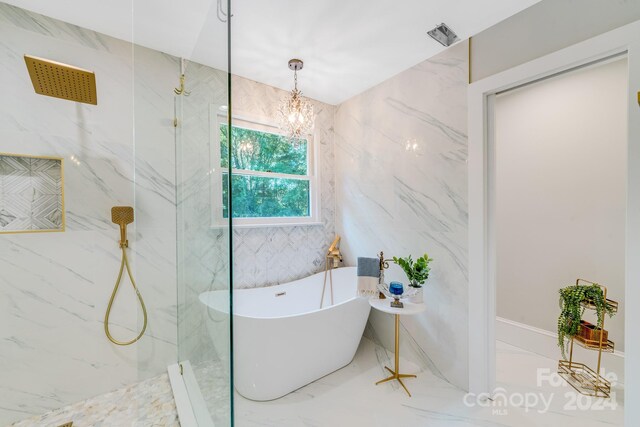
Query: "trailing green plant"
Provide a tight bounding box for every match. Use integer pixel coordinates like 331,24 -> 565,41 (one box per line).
392,254 -> 433,288
557,284 -> 615,359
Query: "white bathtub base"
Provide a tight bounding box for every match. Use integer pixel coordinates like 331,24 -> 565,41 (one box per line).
201,267 -> 371,402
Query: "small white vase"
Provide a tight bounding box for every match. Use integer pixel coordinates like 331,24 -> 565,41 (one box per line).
408,286 -> 423,304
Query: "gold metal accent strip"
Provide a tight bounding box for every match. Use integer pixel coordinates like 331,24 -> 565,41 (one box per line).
468,36 -> 472,84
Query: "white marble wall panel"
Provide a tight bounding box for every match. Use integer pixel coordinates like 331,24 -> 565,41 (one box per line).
0,4 -> 177,424
131,45 -> 180,380
334,41 -> 469,390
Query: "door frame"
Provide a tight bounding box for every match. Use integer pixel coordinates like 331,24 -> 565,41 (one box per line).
468,19 -> 640,425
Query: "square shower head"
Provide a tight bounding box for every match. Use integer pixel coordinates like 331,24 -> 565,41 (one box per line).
24,55 -> 97,105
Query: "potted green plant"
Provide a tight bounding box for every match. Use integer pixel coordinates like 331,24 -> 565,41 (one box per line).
392,253 -> 433,303
557,284 -> 615,359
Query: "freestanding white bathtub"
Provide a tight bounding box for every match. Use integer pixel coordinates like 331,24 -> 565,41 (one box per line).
199,266 -> 371,401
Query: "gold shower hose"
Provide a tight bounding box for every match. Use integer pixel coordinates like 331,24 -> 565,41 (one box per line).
104,210 -> 148,346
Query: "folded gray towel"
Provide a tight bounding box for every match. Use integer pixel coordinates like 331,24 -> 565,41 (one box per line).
357,257 -> 380,296
357,257 -> 380,277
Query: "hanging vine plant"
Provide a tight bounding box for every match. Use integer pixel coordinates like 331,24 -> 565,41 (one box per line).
557,284 -> 615,359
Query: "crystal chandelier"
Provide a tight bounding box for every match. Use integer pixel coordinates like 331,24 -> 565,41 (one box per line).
277,59 -> 314,142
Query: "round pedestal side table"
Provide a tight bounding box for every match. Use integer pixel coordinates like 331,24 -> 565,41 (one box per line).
369,297 -> 427,397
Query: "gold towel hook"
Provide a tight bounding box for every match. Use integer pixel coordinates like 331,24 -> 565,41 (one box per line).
174,58 -> 191,96
174,74 -> 191,96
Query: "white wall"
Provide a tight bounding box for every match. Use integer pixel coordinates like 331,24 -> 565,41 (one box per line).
335,41 -> 469,390
471,0 -> 640,81
495,58 -> 627,350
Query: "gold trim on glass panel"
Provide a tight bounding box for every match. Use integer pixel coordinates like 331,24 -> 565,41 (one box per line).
0,152 -> 65,234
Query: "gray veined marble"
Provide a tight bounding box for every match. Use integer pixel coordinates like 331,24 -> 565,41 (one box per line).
335,41 -> 470,391
0,3 -> 179,424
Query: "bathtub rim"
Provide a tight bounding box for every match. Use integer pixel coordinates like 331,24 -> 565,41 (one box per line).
198,266 -> 366,320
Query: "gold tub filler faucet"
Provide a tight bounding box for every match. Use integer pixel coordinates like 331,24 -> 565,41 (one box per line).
104,206 -> 148,346
320,235 -> 343,308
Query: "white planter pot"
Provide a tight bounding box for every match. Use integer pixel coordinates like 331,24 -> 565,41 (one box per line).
408,287 -> 423,304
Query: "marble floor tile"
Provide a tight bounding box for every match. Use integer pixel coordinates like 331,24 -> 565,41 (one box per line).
235,338 -> 624,427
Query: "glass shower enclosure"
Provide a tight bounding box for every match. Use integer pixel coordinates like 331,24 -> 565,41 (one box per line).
173,0 -> 233,424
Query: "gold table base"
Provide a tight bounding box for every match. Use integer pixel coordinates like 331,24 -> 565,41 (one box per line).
375,313 -> 417,396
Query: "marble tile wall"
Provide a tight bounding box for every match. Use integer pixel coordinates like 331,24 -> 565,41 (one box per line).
1,1 -> 467,424
0,4 -> 178,424
334,41 -> 469,390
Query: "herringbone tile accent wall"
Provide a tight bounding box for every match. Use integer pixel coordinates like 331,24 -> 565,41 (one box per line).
0,154 -> 63,232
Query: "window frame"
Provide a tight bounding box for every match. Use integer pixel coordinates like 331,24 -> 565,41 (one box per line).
210,106 -> 321,228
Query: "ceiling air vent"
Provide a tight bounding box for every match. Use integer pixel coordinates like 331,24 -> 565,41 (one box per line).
428,23 -> 458,47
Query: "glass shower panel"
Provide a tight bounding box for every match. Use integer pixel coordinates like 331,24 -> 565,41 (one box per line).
174,0 -> 233,425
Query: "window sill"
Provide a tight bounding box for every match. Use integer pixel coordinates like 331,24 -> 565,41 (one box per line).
211,221 -> 324,230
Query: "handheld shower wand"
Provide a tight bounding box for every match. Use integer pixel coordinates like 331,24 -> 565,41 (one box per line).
112,206 -> 133,248
104,206 -> 148,346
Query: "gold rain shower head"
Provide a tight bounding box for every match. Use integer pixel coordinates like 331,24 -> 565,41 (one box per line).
24,55 -> 97,105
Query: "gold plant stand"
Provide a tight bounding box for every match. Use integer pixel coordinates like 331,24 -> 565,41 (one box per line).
375,313 -> 417,396
369,298 -> 426,397
558,279 -> 618,398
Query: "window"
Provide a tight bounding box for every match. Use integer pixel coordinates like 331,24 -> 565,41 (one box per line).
213,114 -> 319,226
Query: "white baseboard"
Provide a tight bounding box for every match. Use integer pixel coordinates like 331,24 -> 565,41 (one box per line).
167,361 -> 215,427
496,316 -> 625,385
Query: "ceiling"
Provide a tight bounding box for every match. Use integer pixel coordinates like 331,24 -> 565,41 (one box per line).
3,0 -> 540,105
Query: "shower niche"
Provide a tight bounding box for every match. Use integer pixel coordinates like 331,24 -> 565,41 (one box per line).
0,153 -> 64,233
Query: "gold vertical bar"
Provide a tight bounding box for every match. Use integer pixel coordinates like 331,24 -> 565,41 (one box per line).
329,266 -> 334,306
395,314 -> 400,376
595,286 -> 607,395
569,337 -> 574,367
320,259 -> 329,309
468,36 -> 472,84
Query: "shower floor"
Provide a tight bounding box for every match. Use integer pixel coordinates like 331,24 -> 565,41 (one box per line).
9,339 -> 623,426
8,374 -> 179,427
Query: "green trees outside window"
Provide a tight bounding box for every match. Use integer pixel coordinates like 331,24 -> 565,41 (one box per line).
220,124 -> 311,218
